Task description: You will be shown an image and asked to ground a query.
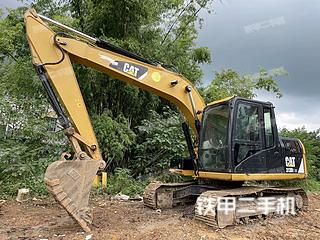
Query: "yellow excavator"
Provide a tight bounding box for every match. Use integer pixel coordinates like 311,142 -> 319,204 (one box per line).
24,9 -> 308,232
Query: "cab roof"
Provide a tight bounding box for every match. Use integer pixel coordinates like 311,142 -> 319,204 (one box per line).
206,96 -> 274,108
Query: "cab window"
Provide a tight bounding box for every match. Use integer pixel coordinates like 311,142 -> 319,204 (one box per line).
199,104 -> 229,171
234,103 -> 261,163
235,104 -> 260,142
263,108 -> 274,148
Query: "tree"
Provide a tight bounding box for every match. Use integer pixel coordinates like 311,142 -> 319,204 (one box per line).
202,67 -> 285,103
92,112 -> 136,170
131,107 -> 187,176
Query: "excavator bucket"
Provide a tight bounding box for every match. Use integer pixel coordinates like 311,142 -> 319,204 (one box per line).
44,153 -> 105,232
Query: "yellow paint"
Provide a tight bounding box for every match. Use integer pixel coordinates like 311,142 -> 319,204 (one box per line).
151,72 -> 161,82
75,98 -> 82,107
93,175 -> 100,188
101,172 -> 107,189
170,169 -> 307,181
127,70 -> 135,77
207,96 -> 235,107
92,172 -> 107,189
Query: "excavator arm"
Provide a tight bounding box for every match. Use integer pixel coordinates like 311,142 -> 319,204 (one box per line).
24,9 -> 205,231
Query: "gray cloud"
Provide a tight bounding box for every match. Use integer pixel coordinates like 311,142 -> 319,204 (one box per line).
0,0 -> 21,9
257,91 -> 320,131
196,0 -> 320,130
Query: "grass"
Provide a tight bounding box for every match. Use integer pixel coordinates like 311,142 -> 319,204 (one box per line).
271,178 -> 320,193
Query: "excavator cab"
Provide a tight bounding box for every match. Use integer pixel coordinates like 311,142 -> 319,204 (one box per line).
200,96 -> 279,173
172,96 -> 307,180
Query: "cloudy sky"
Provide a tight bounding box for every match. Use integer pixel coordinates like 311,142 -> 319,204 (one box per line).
196,0 -> 320,131
2,0 -> 319,131
0,0 -> 21,9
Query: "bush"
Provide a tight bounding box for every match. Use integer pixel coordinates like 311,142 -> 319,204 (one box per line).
155,170 -> 192,183
131,107 -> 187,176
92,112 -> 136,170
106,168 -> 147,197
272,179 -> 320,193
0,139 -> 64,198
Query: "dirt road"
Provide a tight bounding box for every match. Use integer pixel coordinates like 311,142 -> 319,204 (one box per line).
1,194 -> 320,240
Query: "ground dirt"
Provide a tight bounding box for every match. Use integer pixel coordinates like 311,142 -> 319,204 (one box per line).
1,194 -> 320,240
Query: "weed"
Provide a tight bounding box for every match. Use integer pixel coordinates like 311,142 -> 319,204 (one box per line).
106,168 -> 148,197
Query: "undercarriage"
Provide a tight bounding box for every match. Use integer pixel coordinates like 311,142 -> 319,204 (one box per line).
143,181 -> 308,228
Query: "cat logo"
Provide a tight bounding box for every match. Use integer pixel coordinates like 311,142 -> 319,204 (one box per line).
285,156 -> 295,167
109,61 -> 148,80
123,63 -> 140,77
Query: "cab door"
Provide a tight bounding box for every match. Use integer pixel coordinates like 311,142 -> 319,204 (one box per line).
262,106 -> 282,173
232,101 -> 266,173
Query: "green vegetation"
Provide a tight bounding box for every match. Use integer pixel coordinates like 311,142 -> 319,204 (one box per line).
279,128 -> 320,191
0,139 -> 64,198
0,0 -> 318,198
131,107 -> 187,176
106,168 -> 148,197
201,68 -> 285,103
